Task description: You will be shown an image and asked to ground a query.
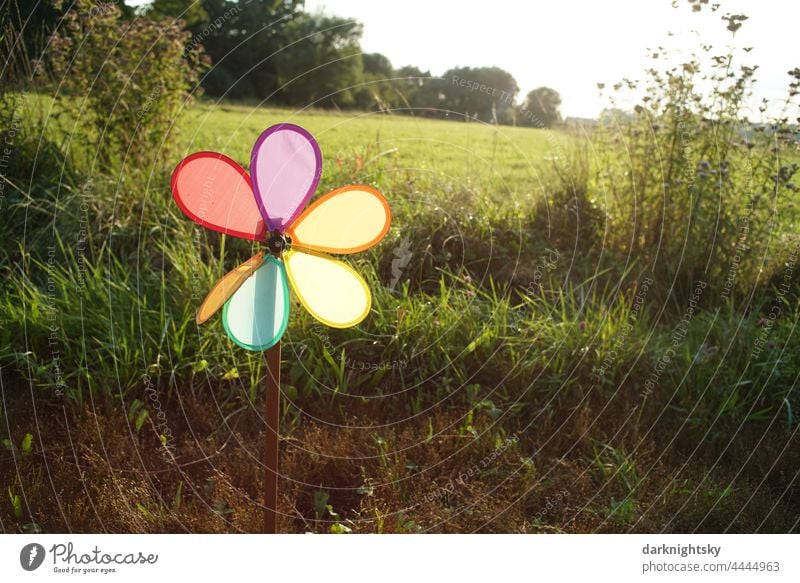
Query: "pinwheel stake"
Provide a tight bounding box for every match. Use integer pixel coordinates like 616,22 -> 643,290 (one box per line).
263,340 -> 280,533
172,124 -> 391,533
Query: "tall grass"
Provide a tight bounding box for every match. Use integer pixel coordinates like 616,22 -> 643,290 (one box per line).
1,2 -> 799,506
2,92 -> 799,433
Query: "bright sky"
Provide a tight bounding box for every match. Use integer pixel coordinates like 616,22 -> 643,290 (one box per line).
304,0 -> 797,119
127,0 -> 798,119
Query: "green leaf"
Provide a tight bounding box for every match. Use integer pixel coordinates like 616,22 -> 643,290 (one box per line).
136,503 -> 154,519
135,409 -> 149,433
223,367 -> 239,380
465,327 -> 492,354
321,347 -> 337,368
192,359 -> 209,373
173,481 -> 183,510
20,433 -> 33,454
8,488 -> 22,519
127,399 -> 143,421
329,523 -> 352,534
313,490 -> 329,517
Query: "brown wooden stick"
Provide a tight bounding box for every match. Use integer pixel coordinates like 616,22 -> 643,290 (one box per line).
263,341 -> 281,533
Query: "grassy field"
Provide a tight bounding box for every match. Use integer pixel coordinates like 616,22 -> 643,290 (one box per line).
185,102 -> 559,187
1,97 -> 798,534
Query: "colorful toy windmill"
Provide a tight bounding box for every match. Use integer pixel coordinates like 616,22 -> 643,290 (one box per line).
171,123 -> 391,532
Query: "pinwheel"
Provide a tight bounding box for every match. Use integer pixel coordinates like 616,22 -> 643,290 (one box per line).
171,123 -> 391,532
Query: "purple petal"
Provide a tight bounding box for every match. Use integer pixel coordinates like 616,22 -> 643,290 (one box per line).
250,124 -> 322,231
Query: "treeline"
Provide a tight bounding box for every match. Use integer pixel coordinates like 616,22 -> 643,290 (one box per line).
9,0 -> 563,127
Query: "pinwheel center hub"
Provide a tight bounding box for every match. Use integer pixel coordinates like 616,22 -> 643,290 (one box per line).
267,231 -> 290,256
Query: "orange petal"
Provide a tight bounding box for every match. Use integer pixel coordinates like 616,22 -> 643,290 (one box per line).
196,252 -> 264,324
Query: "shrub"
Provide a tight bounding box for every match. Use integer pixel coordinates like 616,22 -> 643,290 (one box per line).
591,8 -> 799,303
47,0 -> 205,170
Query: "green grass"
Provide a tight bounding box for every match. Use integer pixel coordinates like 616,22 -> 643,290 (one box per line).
2,97 -> 799,533
183,101 -> 560,194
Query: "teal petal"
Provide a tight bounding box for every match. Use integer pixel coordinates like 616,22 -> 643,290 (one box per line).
222,255 -> 289,351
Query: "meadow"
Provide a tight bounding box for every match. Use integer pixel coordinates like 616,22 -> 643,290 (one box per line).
1,91 -> 798,534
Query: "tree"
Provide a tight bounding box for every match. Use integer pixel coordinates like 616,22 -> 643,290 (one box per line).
210,0 -> 301,100
274,13 -> 364,107
355,53 -> 396,111
440,66 -> 519,123
362,53 -> 393,77
392,65 -> 433,112
146,0 -> 209,27
197,0 -> 303,100
518,86 -> 562,128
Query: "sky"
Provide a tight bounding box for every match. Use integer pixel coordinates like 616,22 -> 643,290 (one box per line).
128,0 -> 799,119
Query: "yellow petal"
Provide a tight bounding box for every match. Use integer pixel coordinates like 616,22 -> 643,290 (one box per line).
196,252 -> 264,324
284,249 -> 371,328
286,185 -> 391,254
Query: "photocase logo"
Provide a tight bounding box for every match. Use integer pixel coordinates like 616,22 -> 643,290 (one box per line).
389,237 -> 413,291
20,543 -> 46,571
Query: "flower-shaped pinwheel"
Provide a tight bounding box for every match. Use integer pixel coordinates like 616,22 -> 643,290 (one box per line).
171,124 -> 391,350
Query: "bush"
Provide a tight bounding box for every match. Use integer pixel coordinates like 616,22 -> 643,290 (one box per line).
591,12 -> 799,303
47,0 -> 205,170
